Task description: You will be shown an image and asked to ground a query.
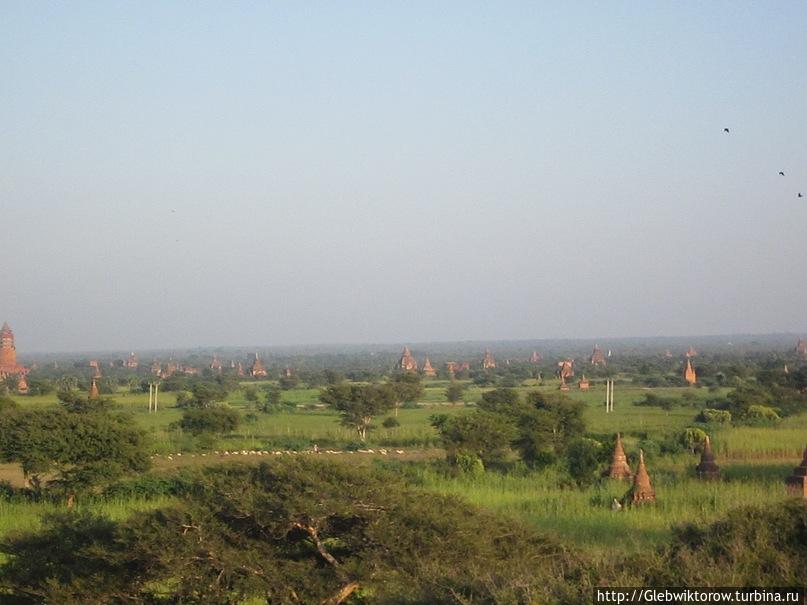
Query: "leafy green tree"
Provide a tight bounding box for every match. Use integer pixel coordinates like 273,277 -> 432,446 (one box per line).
178,406 -> 240,435
57,389 -> 113,413
262,385 -> 283,407
0,460 -> 583,604
278,375 -> 300,390
564,438 -> 602,486
319,383 -> 395,440
445,382 -> 465,404
0,408 -> 149,499
176,381 -> 229,408
242,385 -> 258,402
478,387 -> 524,416
514,392 -> 586,465
25,378 -> 54,397
389,372 -> 424,416
431,410 -> 517,467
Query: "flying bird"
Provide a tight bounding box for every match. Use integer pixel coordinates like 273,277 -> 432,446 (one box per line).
779,171 -> 785,176
799,193 -> 803,198
723,128 -> 730,133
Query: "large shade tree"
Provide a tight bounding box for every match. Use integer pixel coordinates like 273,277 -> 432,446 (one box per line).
0,459 -> 584,604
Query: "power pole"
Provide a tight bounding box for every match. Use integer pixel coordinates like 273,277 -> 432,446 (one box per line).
605,380 -> 615,413
148,382 -> 160,413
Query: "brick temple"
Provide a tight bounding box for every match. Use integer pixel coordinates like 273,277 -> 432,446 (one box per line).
529,351 -> 542,364
695,435 -> 721,480
684,358 -> 697,385
481,349 -> 497,369
398,347 -> 418,372
421,356 -> 436,377
627,450 -> 656,505
795,339 -> 807,357
607,433 -> 633,480
589,345 -> 606,366
250,353 -> 268,378
0,322 -> 29,391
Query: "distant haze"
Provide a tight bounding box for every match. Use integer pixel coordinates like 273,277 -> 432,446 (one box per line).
1,3 -> 806,352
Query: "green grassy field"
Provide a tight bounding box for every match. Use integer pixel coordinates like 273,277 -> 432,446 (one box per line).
2,379 -> 805,559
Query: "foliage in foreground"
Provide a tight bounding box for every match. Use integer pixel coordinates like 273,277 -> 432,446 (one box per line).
0,459 -> 583,604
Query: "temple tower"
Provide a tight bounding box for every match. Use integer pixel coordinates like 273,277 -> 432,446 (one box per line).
481,349 -> 496,370
684,359 -> 697,385
607,433 -> 633,480
124,352 -> 139,368
685,346 -> 698,358
695,435 -> 721,480
0,322 -> 17,368
578,375 -> 590,390
421,356 -> 436,377
589,345 -> 606,366
398,347 -> 418,372
785,446 -> 807,498
529,351 -> 542,364
89,379 -> 100,400
795,339 -> 807,358
250,353 -> 268,377
627,450 -> 656,505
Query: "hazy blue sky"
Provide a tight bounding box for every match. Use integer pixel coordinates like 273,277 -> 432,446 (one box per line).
1,2 -> 806,352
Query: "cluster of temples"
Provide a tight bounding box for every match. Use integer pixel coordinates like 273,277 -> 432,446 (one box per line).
397,347 -> 496,376
148,352 -> 271,379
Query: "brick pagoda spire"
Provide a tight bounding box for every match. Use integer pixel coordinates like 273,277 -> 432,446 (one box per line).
481,349 -> 497,369
398,347 -> 418,372
250,353 -> 268,377
785,445 -> 807,499
695,435 -> 720,480
89,378 -> 100,400
627,450 -> 656,505
589,345 -> 606,366
0,322 -> 29,380
684,358 -> 697,385
421,356 -> 436,377
607,433 -> 633,480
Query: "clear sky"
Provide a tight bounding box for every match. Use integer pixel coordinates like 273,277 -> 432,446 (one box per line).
1,2 -> 805,352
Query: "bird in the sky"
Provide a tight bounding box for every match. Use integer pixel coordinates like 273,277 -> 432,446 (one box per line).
799,192 -> 804,198
779,171 -> 785,176
723,128 -> 730,133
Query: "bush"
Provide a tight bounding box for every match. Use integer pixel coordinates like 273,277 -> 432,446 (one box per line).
455,452 -> 485,476
696,408 -> 732,424
679,427 -> 708,454
564,438 -> 602,487
746,404 -> 781,423
382,416 -> 400,428
634,393 -> 678,410
178,406 -> 240,435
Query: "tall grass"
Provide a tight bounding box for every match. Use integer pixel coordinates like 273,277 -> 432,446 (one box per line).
412,458 -> 794,556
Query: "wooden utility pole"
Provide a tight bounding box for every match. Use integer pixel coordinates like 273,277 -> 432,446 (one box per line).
148,382 -> 159,413
605,380 -> 615,413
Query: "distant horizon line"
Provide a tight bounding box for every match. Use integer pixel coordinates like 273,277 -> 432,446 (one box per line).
17,330 -> 807,357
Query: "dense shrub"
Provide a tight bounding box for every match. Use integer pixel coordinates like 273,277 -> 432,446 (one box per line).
178,406 -> 240,435
696,408 -> 732,424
